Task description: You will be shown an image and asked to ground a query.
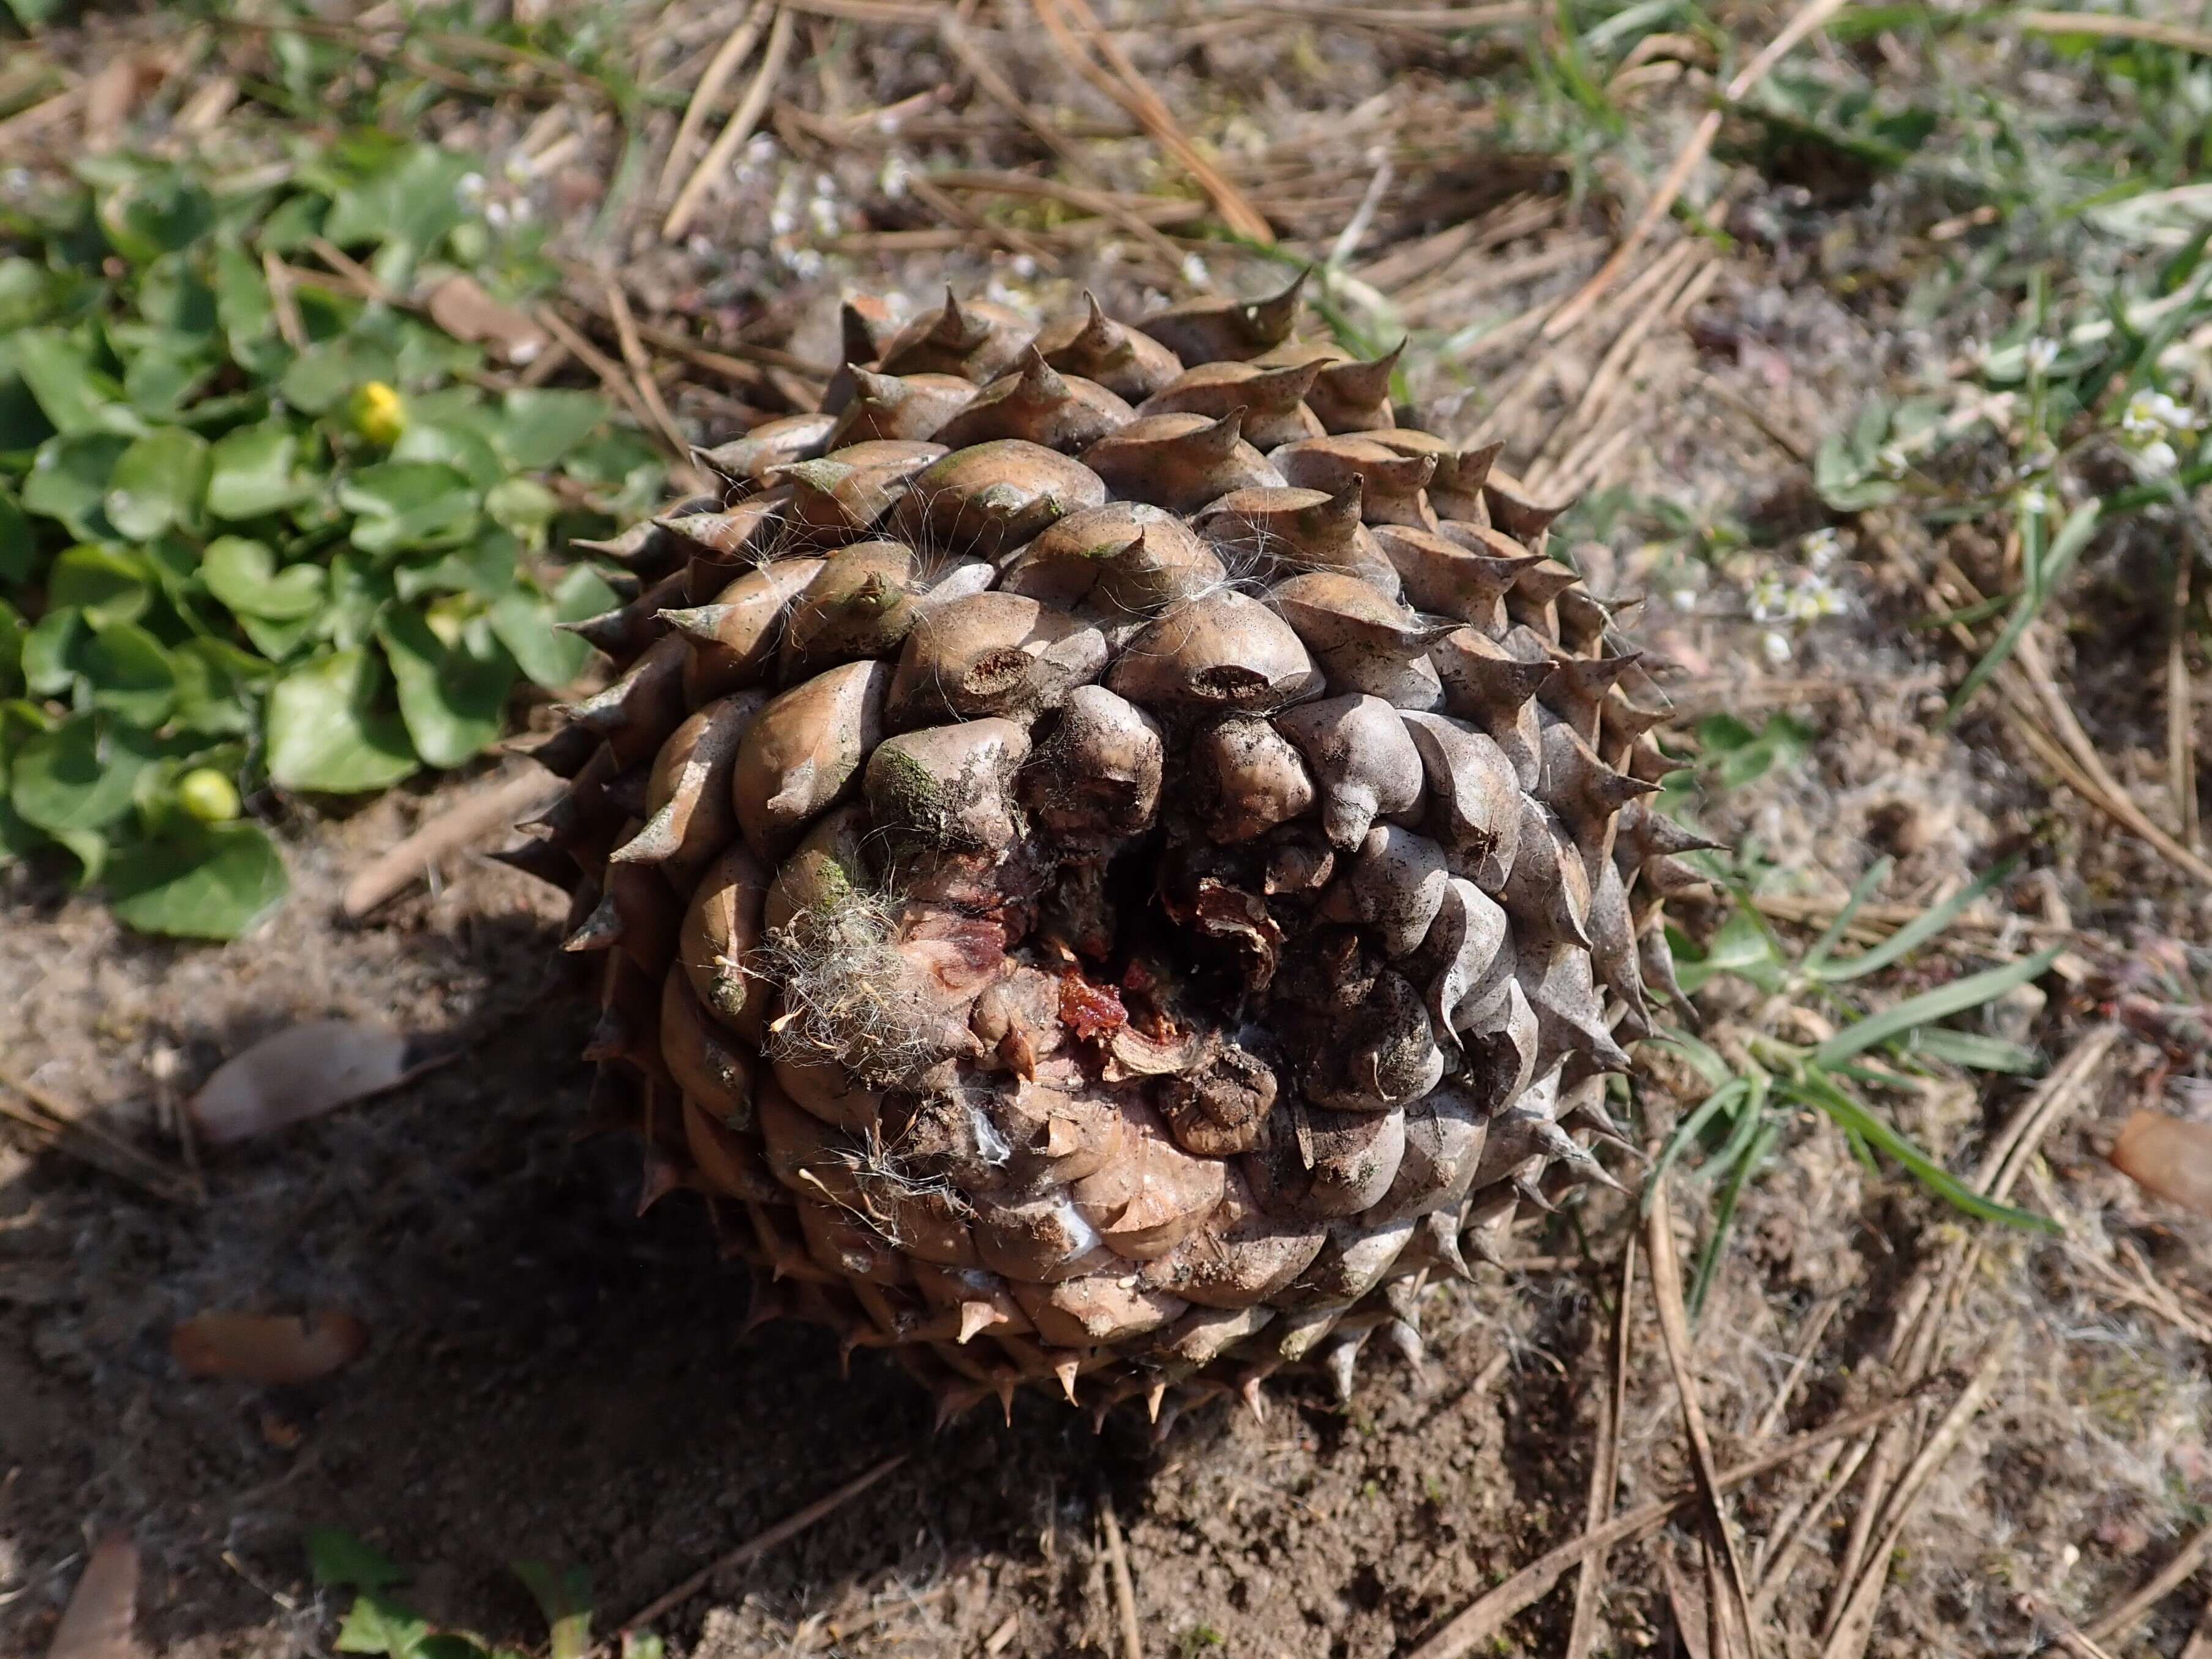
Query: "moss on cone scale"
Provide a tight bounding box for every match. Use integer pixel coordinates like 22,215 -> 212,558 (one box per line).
505,288 -> 1704,1425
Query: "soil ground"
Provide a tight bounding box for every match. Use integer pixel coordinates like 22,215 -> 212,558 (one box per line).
7,5 -> 2212,1657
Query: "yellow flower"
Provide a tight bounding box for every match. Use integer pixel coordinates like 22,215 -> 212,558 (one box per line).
350,381 -> 407,446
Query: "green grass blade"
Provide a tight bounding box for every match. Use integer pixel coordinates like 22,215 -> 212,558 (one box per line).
1812,854 -> 2020,982
1643,1075 -> 1750,1215
1689,1119 -> 1781,1319
1813,945 -> 2062,1064
1784,1067 -> 2059,1232
1653,1028 -> 1734,1089
1943,500 -> 2101,725
1901,1027 -> 2045,1074
1802,856 -> 1895,975
1700,1068 -> 1773,1189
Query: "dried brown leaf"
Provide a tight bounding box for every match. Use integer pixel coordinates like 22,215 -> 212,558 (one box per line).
424,274 -> 549,365
188,1020 -> 415,1144
48,1535 -> 139,1659
171,1311 -> 369,1383
2109,1110 -> 2212,1217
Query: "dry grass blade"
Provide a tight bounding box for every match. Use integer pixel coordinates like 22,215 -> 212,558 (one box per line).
1646,1181 -> 1760,1659
1402,1390 -> 1933,1658
1028,0 -> 1274,244
1753,1293 -> 1841,1440
2015,9 -> 2212,56
1544,0 -> 1851,339
0,1071 -> 196,1205
2183,1594 -> 2212,1659
1867,512 -> 2212,887
1100,1499 -> 1143,1659
1818,1339 -> 2009,1658
665,4 -> 796,241
47,1533 -> 138,1659
1747,1436 -> 1876,1617
535,307 -> 661,441
2170,558 -> 2198,843
601,277 -> 699,482
344,767 -> 562,919
657,1 -> 770,203
2082,1519 -> 2212,1646
937,15 -> 1097,181
2017,1597 -> 2123,1659
1565,1238 -> 1636,1658
614,1454 -> 906,1639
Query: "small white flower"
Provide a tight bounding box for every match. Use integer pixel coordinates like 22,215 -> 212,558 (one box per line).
2121,388 -> 2170,440
2139,438 -> 2179,475
2024,336 -> 2060,374
503,152 -> 534,186
808,194 -> 841,236
688,234 -> 714,258
456,171 -> 487,205
1179,252 -> 1210,288
484,200 -> 510,229
1012,254 -> 1038,279
1669,585 -> 1698,611
1762,629 -> 1793,666
746,134 -> 778,163
878,154 -> 910,200
1747,571 -> 1789,623
1802,527 -> 1844,570
2017,483 -> 2055,517
508,196 -> 535,224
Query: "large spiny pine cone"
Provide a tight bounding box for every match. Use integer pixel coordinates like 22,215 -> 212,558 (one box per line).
500,278 -> 1718,1429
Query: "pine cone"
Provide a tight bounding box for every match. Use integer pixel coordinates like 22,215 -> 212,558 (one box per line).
503,280 -> 1717,1427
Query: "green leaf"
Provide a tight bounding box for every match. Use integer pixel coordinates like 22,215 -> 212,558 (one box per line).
105,426 -> 211,540
206,421 -> 318,520
11,715 -> 155,832
1813,946 -> 2065,1067
1810,856 -> 2022,983
137,252 -> 220,336
322,145 -> 473,273
202,536 -> 326,620
340,462 -> 480,555
335,1592 -> 432,1659
266,650 -> 417,793
0,599 -> 24,698
1674,906 -> 1785,995
393,414 -> 505,490
22,433 -> 130,539
21,608 -> 86,696
172,637 -> 271,735
279,338 -> 399,416
83,620 -> 176,726
511,1561 -> 592,1659
394,529 -> 516,603
0,489 -> 32,584
48,544 -> 151,625
377,609 -> 514,769
485,476 -> 558,546
307,1529 -> 409,1591
496,389 -> 609,470
107,819 -> 287,939
1783,1064 -> 2058,1232
97,170 -> 217,264
213,243 -> 274,350
13,329 -> 138,438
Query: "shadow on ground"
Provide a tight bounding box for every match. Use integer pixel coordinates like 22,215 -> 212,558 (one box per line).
0,898 -> 1160,1657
